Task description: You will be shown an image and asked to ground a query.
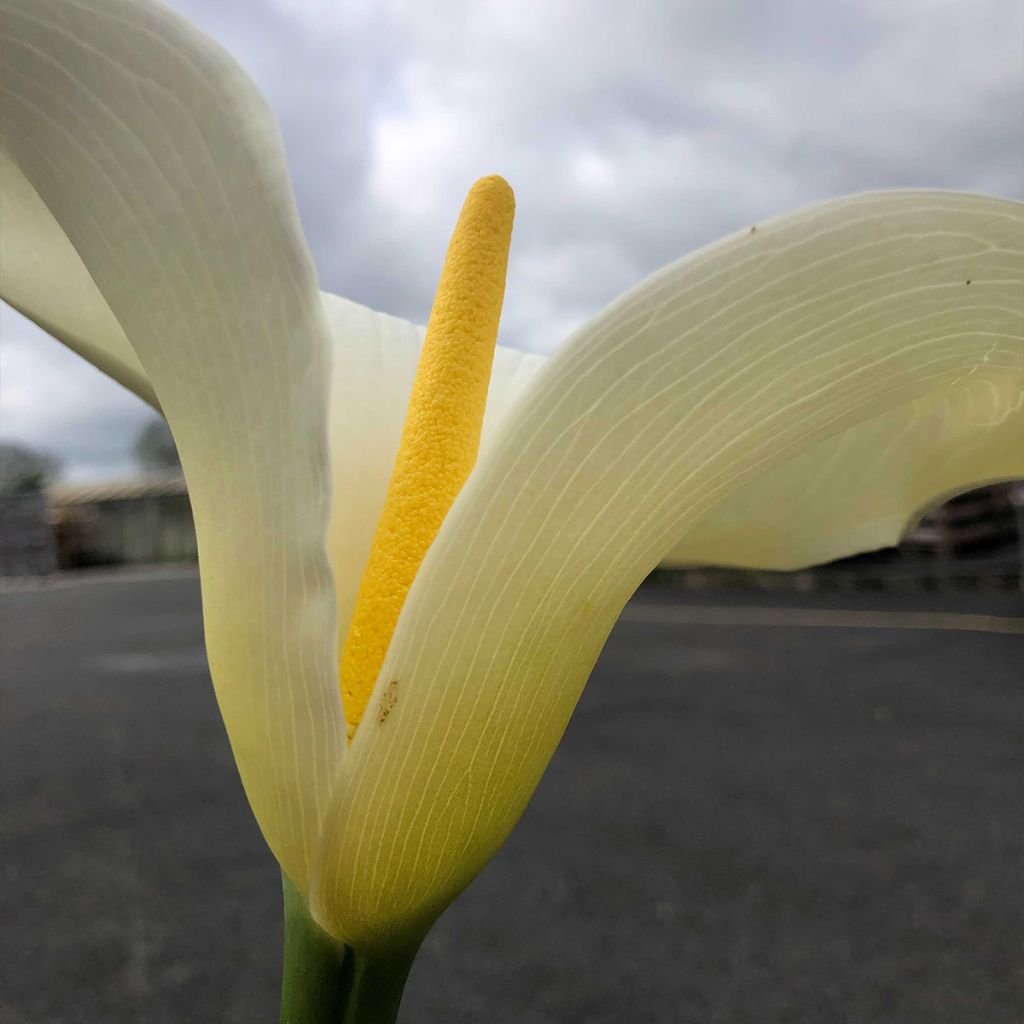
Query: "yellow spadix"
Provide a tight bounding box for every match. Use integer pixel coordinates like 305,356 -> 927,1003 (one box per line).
339,176 -> 515,737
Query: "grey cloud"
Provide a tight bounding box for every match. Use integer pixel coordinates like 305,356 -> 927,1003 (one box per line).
325,0 -> 1022,347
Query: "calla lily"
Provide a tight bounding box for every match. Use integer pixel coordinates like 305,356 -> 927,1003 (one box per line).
2,0 -> 1022,1017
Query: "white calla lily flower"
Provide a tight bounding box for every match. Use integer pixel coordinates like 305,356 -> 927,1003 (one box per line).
3,0 -> 1022,1013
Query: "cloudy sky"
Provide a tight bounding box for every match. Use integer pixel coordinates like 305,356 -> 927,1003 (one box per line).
2,0 -> 1022,480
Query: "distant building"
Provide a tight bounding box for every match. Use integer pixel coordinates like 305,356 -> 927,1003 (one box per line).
49,475 -> 197,569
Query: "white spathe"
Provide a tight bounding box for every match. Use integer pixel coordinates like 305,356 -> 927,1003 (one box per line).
1,0 -> 1021,953
311,191 -> 1023,948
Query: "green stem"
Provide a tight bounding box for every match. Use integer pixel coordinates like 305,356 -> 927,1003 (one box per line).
279,874 -> 347,1024
338,945 -> 420,1024
278,873 -> 419,1024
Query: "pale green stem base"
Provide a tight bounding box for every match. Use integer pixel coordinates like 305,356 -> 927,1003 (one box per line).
279,874 -> 419,1024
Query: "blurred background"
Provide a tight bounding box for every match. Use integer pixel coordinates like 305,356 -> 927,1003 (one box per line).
1,0 -> 1021,1022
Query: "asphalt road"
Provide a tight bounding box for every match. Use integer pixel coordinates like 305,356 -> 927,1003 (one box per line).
1,570 -> 1021,1023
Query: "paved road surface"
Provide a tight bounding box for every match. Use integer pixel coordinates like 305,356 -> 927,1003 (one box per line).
1,570 -> 1021,1023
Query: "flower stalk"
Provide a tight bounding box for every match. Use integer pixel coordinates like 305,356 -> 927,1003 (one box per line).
337,944 -> 421,1024
280,874 -> 419,1024
280,875 -> 347,1024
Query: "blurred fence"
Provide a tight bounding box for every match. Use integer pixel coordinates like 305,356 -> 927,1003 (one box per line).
0,491 -> 57,576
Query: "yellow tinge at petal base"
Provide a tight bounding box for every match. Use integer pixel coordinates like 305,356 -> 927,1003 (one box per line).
340,177 -> 515,736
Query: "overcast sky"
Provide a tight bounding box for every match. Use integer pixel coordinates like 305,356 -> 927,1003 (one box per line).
2,0 -> 1022,480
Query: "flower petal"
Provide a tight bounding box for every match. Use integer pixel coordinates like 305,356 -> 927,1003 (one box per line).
312,191 -> 1024,947
664,372 -> 1024,570
0,0 -> 343,891
0,144 -> 155,407
322,291 -> 545,642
